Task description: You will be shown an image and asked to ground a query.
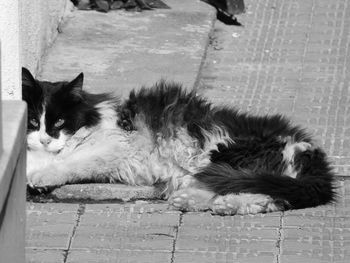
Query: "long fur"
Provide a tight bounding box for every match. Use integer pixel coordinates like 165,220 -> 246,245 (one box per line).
23,71 -> 337,214
118,80 -> 336,210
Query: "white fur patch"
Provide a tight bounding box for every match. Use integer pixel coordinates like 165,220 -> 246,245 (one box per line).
27,149 -> 56,178
212,193 -> 280,215
169,189 -> 283,215
282,140 -> 311,178
27,130 -> 44,151
95,101 -> 118,129
169,187 -> 216,211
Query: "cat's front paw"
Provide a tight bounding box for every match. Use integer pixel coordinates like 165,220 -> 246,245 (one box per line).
27,166 -> 67,190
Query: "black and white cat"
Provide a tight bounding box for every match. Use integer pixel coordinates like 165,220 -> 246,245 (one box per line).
23,67 -> 336,215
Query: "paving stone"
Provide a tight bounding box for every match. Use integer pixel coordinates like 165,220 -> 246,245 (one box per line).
71,203 -> 180,251
279,240 -> 350,263
26,248 -> 65,263
181,211 -> 282,228
67,249 -> 171,263
26,203 -> 78,249
27,202 -> 79,213
279,254 -> 349,263
279,180 -> 350,262
83,202 -> 171,214
282,218 -> 350,238
176,213 -> 280,253
173,251 -> 276,263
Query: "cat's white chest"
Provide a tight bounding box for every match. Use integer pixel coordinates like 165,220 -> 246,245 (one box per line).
26,149 -> 56,177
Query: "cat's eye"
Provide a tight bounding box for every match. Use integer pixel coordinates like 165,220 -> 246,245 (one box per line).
54,118 -> 65,128
29,119 -> 39,127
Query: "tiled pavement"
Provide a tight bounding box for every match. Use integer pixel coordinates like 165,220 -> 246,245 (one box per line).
26,0 -> 350,262
26,181 -> 350,263
198,0 -> 350,176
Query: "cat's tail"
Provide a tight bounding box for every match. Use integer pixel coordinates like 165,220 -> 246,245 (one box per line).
194,148 -> 337,209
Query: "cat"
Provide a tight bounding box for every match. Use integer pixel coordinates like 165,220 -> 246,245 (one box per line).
23,67 -> 117,179
23,67 -> 336,215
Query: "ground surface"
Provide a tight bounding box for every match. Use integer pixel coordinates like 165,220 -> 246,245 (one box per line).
39,0 -> 214,96
26,180 -> 350,263
27,0 -> 350,262
198,0 -> 350,177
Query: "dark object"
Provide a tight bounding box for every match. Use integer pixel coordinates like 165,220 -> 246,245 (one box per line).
72,0 -> 170,12
217,11 -> 242,26
95,0 -> 110,12
202,0 -> 245,25
110,1 -> 124,10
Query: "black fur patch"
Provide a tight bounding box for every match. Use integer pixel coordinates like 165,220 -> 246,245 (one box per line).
118,80 -> 214,145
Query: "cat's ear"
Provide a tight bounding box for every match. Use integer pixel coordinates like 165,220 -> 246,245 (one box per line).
22,67 -> 41,102
22,67 -> 37,88
65,72 -> 84,100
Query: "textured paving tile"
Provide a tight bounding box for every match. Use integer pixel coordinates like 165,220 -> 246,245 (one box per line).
280,180 -> 350,262
67,249 -> 171,263
279,255 -> 349,263
26,183 -> 350,262
82,201 -> 170,214
173,251 -> 276,263
26,248 -> 65,263
175,212 -> 280,262
26,203 -> 78,249
71,203 -> 180,251
199,0 -> 350,176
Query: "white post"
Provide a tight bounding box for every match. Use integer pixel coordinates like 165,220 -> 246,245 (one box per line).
0,41 -> 2,154
0,0 -> 21,100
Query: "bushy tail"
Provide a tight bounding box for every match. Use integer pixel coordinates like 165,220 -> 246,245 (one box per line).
194,148 -> 337,209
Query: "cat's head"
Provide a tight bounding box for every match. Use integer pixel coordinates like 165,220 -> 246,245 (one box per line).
22,67 -> 99,153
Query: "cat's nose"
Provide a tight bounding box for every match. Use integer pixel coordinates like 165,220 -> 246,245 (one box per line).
40,136 -> 52,146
